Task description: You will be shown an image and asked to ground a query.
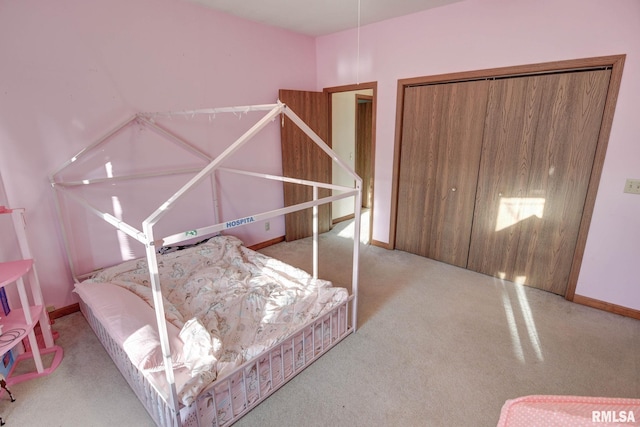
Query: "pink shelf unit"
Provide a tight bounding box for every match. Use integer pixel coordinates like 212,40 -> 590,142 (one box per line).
0,207 -> 63,386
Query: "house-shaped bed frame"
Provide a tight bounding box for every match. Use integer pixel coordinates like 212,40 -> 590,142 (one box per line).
50,101 -> 362,426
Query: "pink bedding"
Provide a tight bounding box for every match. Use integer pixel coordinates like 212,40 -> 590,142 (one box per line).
497,395 -> 640,426
74,235 -> 348,406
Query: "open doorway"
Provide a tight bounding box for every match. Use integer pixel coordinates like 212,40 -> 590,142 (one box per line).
279,84 -> 376,244
326,83 -> 376,244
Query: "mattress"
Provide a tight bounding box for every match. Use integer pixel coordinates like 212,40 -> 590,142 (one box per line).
74,235 -> 348,407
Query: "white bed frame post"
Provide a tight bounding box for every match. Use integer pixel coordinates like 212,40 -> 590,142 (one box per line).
352,185 -> 361,332
280,104 -> 362,332
140,104 -> 285,416
142,222 -> 181,416
312,185 -> 319,279
211,169 -> 221,225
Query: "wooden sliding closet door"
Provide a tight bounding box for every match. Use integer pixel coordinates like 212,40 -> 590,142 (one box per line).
395,80 -> 489,267
279,89 -> 331,241
467,70 -> 611,294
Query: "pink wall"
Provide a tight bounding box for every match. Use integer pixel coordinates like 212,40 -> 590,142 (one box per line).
0,0 -> 317,309
1,0 -> 638,313
316,0 -> 640,310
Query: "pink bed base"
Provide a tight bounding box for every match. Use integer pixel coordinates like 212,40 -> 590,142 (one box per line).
80,295 -> 354,426
497,395 -> 640,426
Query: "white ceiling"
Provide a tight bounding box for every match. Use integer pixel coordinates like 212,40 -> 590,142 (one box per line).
188,0 -> 464,37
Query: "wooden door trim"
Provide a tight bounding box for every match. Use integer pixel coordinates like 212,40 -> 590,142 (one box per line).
565,55 -> 625,301
355,94 -> 373,213
355,94 -> 374,102
390,54 -> 626,300
572,294 -> 640,321
325,82 -> 378,246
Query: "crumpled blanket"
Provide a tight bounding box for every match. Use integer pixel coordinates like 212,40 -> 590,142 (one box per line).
87,235 -> 348,404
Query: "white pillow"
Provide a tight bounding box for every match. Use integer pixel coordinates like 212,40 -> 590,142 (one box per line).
75,281 -> 185,371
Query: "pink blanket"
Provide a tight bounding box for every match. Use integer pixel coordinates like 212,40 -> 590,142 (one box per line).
497,395 -> 640,426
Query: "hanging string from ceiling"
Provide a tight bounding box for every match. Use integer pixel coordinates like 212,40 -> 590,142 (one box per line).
357,0 -> 361,85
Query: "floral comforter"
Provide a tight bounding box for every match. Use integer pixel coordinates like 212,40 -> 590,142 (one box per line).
86,235 -> 348,403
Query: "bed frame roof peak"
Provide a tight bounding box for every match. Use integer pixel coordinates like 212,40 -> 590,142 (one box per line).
50,99 -> 363,417
50,100 -> 362,248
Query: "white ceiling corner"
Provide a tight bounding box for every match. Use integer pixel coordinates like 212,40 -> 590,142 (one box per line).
187,0 -> 465,36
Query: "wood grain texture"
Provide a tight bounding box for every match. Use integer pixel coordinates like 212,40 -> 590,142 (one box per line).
573,294 -> 640,321
467,70 -> 611,294
468,76 -> 545,278
356,96 -> 373,208
396,80 -> 488,267
391,55 -> 626,308
564,55 -> 625,301
49,303 -> 80,319
391,55 -> 625,253
279,89 -> 331,241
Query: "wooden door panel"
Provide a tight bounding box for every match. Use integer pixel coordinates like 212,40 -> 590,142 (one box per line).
396,85 -> 438,257
513,70 -> 611,293
467,76 -> 544,277
468,70 -> 611,294
356,98 -> 373,208
396,86 -> 431,256
396,80 -> 488,267
279,89 -> 331,241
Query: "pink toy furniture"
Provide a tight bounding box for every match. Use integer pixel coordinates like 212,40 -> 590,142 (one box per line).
0,207 -> 63,387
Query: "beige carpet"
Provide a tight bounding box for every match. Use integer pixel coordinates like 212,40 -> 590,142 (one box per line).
2,217 -> 638,426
